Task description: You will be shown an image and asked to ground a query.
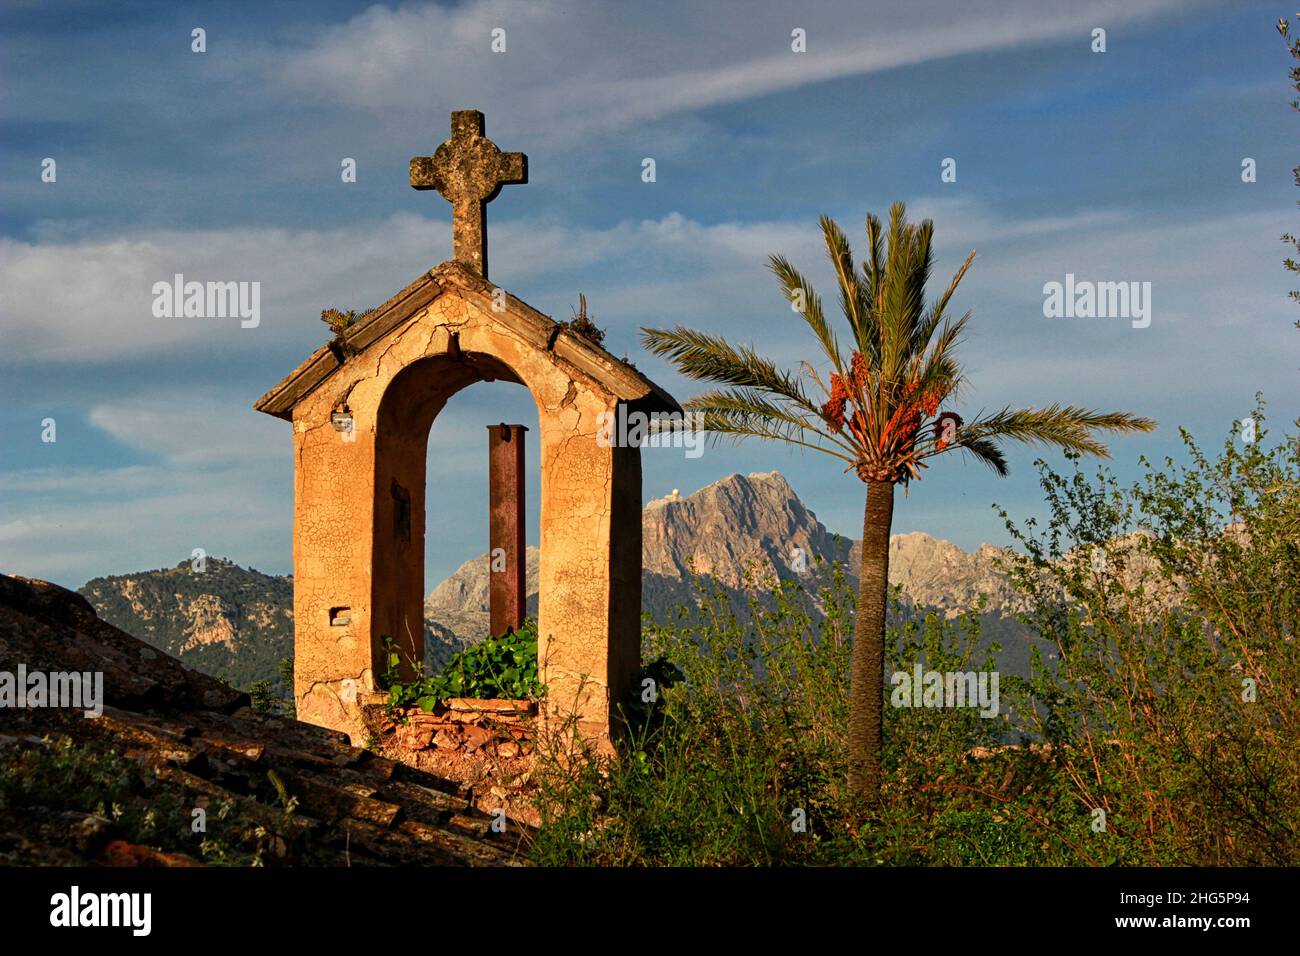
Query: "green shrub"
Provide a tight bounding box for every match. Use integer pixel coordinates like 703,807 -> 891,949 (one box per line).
997,398 -> 1300,865
530,562 -> 1048,865
320,307 -> 373,335
384,619 -> 542,713
249,656 -> 295,717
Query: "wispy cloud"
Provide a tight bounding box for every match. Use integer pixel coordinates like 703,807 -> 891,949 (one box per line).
86,395 -> 286,465
0,0 -> 1289,588
4,199 -> 1293,387
270,0 -> 1190,142
4,195 -> 1292,583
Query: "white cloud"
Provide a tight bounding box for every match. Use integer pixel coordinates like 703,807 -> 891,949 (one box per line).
4,197 -> 1293,587
0,211 -> 811,365
0,465 -> 166,497
269,0 -> 1190,143
0,216 -> 433,364
86,394 -> 287,465
4,200 -> 1295,392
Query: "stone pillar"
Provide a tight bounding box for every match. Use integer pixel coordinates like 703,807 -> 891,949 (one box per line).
290,400 -> 381,743
535,396 -> 642,750
606,441 -> 643,733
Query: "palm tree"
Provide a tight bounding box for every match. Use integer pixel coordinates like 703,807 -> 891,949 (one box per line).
641,203 -> 1156,803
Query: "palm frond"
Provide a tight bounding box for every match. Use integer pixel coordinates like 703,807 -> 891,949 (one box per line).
681,387 -> 852,451
960,404 -> 1156,458
639,325 -> 816,410
818,215 -> 869,357
879,203 -> 934,381
684,405 -> 857,464
767,255 -> 842,372
860,211 -> 886,368
911,249 -> 975,356
953,436 -> 1009,476
911,309 -> 970,400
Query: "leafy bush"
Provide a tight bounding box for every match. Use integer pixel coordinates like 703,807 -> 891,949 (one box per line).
997,399 -> 1300,865
530,562 -> 1045,865
384,620 -> 542,712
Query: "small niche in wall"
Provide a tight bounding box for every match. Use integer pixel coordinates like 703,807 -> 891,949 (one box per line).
329,606 -> 351,627
391,479 -> 411,544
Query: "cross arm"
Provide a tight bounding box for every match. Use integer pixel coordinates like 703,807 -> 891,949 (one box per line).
496,151 -> 527,186
409,156 -> 441,191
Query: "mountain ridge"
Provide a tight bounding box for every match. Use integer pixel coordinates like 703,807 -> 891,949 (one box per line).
425,471 -> 1024,654
77,472 -> 1028,687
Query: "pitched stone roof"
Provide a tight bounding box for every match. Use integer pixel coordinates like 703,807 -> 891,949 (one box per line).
0,574 -> 528,866
254,260 -> 679,420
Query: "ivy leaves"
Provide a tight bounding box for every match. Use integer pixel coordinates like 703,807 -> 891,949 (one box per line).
385,619 -> 542,712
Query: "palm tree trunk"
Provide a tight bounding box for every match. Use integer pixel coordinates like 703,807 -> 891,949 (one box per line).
848,479 -> 895,803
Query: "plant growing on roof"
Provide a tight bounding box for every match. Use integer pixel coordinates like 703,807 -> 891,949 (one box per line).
560,293 -> 607,348
320,307 -> 374,336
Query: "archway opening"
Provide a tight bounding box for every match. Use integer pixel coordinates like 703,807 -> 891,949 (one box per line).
371,351 -> 541,685
422,379 -> 542,675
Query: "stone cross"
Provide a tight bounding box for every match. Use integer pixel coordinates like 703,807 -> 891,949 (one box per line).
410,110 -> 527,280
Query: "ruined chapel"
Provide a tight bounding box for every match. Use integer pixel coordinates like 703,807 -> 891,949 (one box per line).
255,110 -> 678,747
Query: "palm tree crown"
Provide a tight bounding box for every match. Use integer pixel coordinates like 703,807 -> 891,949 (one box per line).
642,203 -> 1155,486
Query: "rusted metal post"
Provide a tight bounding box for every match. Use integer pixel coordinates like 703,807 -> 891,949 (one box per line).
487,423 -> 527,636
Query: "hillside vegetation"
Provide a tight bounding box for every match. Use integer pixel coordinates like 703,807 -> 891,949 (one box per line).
79,559 -> 293,694
532,409 -> 1299,865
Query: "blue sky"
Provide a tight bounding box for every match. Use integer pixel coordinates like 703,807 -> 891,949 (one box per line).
1,0 -> 1296,589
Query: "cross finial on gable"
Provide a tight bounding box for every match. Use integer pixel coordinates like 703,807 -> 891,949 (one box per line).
410,110 -> 527,280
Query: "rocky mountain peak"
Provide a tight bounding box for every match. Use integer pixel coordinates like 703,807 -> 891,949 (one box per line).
643,471 -> 849,587
424,472 -> 1023,651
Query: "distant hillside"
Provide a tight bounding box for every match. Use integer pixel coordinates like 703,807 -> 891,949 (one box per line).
78,559 -> 294,691
79,472 -> 1045,689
